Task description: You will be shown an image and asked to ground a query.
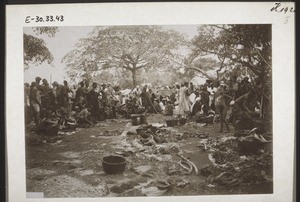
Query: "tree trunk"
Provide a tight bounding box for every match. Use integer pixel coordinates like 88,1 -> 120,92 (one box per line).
132,69 -> 137,87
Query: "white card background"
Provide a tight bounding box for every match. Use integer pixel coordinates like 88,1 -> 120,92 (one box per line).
6,2 -> 295,202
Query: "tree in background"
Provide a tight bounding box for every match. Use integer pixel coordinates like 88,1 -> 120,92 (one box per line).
62,25 -> 187,87
189,24 -> 272,117
189,24 -> 271,83
24,27 -> 58,70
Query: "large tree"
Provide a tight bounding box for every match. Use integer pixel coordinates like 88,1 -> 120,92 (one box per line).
188,24 -> 272,117
188,24 -> 271,84
24,27 -> 58,70
62,25 -> 187,87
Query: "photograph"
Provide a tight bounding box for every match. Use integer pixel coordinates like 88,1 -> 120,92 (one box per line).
24,24 -> 273,197
5,2 -> 295,202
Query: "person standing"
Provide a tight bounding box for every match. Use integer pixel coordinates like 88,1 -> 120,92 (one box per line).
133,85 -> 141,104
24,83 -> 31,125
51,81 -> 60,108
87,82 -> 100,121
41,79 -> 50,95
35,76 -> 42,91
178,82 -> 190,118
30,82 -> 41,126
200,85 -> 210,116
140,85 -> 151,111
231,76 -> 239,99
214,86 -> 230,132
75,82 -> 85,106
100,84 -> 108,111
60,80 -> 70,110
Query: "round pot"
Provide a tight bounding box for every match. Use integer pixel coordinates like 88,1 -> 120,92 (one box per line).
102,155 -> 126,174
166,119 -> 178,127
179,118 -> 187,125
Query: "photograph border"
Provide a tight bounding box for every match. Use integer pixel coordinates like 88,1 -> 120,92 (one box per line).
6,2 -> 295,202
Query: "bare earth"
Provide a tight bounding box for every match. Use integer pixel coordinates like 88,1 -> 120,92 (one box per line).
25,114 -> 272,198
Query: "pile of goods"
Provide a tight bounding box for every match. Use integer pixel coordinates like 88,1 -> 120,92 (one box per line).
199,129 -> 273,188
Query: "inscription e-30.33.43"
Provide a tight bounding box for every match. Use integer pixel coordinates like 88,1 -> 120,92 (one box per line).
25,15 -> 64,23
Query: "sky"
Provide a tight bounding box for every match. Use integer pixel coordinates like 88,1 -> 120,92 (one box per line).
24,25 -> 200,84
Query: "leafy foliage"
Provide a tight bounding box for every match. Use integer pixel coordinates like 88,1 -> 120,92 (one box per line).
33,27 -> 58,37
24,27 -> 58,70
24,34 -> 54,69
189,24 -> 272,117
189,25 -> 272,83
62,25 -> 187,87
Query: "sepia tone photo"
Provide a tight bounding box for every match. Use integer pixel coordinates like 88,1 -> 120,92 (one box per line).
24,24 -> 273,198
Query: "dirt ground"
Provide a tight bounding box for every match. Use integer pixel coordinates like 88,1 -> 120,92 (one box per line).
25,114 -> 273,198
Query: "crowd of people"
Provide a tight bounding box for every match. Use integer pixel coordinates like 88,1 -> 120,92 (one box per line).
24,75 -> 264,132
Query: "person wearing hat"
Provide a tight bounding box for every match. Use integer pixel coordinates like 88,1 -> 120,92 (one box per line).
214,85 -> 230,132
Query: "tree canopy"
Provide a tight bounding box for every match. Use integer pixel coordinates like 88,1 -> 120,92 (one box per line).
188,24 -> 272,84
62,25 -> 187,87
24,27 -> 58,70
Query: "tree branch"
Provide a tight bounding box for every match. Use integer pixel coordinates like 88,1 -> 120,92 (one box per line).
122,65 -> 133,71
187,67 -> 216,82
249,41 -> 272,69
